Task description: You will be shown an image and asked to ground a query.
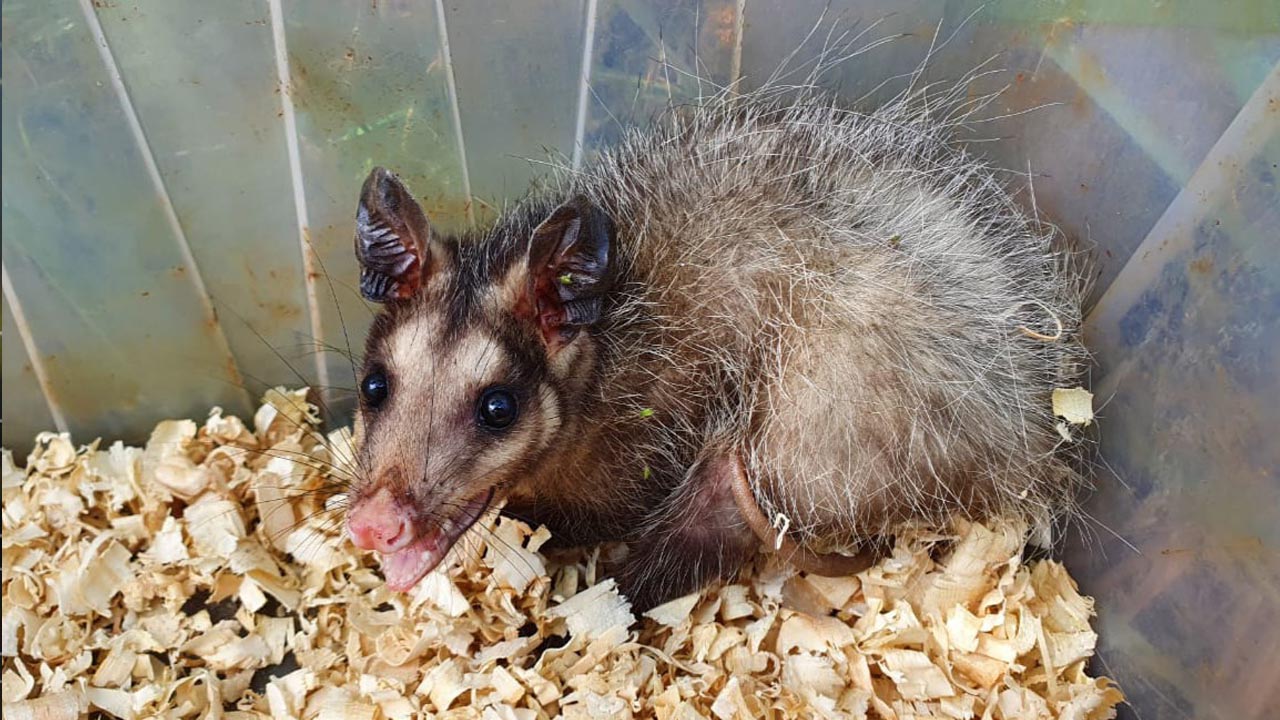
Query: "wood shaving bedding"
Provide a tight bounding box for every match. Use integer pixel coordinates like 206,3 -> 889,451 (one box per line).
2,388 -> 1123,719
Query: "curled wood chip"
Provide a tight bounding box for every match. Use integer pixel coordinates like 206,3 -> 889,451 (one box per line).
85,686 -> 134,719
267,668 -> 317,718
644,592 -> 700,627
2,658 -> 35,703
144,516 -> 189,565
803,574 -> 860,609
489,665 -> 525,704
312,686 -> 377,720
30,433 -> 78,476
184,496 -> 246,558
547,579 -> 635,640
710,676 -> 753,720
2,688 -> 88,720
783,653 -> 844,699
776,613 -> 854,655
879,649 -> 954,701
1,388 -> 1122,719
422,658 -> 467,712
1052,388 -> 1095,427
52,536 -> 135,617
484,517 -> 546,594
2,450 -> 24,488
945,604 -> 984,654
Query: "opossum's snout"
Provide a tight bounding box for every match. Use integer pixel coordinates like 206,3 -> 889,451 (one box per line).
347,487 -> 414,553
346,482 -> 496,592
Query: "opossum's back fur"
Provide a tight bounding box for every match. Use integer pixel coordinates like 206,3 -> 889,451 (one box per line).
521,76 -> 1088,551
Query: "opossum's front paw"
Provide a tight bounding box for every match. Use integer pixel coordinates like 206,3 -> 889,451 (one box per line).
615,538 -> 748,614
615,453 -> 757,614
615,551 -> 686,615
501,501 -> 628,550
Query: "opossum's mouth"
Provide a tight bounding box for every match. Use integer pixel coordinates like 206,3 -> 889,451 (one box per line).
380,488 -> 495,592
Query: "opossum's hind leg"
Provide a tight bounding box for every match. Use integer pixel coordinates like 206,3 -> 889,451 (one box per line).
616,451 -> 758,614
729,461 -> 880,578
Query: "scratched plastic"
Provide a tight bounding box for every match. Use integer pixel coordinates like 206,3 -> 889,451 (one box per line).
1,3 -> 1277,717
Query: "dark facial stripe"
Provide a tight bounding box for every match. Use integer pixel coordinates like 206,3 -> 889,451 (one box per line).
443,211 -> 541,341
496,323 -> 547,384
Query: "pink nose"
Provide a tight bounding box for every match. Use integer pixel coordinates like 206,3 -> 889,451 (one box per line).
347,488 -> 415,553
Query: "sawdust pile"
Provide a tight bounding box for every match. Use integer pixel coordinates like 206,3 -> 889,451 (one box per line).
2,388 -> 1122,719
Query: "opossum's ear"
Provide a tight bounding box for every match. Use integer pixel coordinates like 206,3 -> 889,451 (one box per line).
525,195 -> 615,352
355,167 -> 434,303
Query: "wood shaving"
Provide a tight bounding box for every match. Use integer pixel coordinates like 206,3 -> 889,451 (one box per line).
1052,388 -> 1095,427
2,388 -> 1123,719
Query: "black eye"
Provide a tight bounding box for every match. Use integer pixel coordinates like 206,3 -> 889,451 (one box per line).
361,371 -> 389,408
478,387 -> 518,429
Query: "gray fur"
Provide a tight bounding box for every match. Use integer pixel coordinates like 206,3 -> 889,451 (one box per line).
543,35 -> 1089,558
354,21 -> 1092,608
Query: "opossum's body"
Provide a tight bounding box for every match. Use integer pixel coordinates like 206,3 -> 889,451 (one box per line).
344,75 -> 1087,611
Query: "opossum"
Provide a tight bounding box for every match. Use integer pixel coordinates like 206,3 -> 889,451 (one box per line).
341,58 -> 1088,612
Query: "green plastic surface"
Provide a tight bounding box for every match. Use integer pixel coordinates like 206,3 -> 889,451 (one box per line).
2,3 -> 1277,717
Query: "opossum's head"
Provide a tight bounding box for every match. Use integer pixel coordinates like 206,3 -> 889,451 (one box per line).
344,167 -> 615,591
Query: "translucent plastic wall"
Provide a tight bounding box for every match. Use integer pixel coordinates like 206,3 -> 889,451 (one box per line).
3,2 -> 1278,717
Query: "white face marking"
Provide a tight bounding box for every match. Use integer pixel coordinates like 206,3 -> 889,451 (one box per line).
385,312 -> 442,378
368,310 -> 552,503
537,383 -> 562,444
384,313 -> 503,400
444,329 -> 502,384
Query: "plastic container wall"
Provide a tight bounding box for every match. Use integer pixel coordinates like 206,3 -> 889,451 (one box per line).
737,5 -> 1280,715
2,2 -> 1278,717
